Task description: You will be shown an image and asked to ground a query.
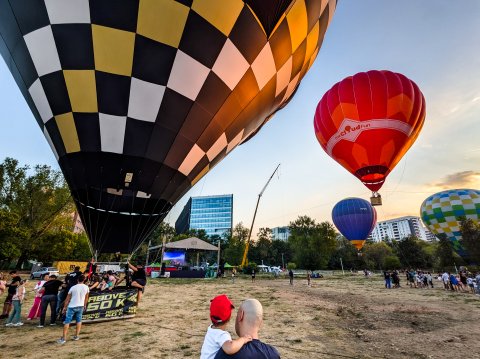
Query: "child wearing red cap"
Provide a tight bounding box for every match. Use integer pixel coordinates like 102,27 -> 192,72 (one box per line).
200,294 -> 252,359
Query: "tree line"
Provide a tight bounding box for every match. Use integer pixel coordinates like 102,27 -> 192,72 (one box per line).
0,158 -> 91,269
1,157 -> 479,271
143,214 -> 479,272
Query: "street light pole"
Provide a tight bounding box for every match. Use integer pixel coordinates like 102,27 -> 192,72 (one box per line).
281,253 -> 285,270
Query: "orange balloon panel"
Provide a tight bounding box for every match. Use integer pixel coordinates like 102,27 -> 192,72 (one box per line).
314,70 -> 426,192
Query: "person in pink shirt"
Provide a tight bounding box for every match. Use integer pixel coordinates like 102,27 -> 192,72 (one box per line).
27,274 -> 48,320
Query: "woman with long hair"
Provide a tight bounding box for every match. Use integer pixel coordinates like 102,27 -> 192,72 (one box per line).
27,274 -> 48,320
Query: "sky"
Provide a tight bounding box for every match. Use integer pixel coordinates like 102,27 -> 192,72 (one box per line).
0,1 -> 479,239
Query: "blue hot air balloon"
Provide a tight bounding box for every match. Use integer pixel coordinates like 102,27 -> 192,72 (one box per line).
332,198 -> 377,250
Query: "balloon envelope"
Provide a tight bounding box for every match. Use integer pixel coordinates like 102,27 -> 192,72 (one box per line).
0,0 -> 336,253
314,70 -> 426,192
420,189 -> 480,256
332,198 -> 377,250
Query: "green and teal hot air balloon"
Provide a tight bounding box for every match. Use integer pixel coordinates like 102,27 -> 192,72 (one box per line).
420,189 -> 480,256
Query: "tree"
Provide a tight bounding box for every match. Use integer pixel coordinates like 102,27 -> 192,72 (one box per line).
460,217 -> 480,264
384,255 -> 401,269
224,223 -> 248,265
249,227 -> 272,264
435,233 -> 455,269
288,216 -> 337,270
34,231 -> 91,263
0,210 -> 23,265
362,242 -> 393,269
0,158 -> 76,268
269,239 -> 291,268
328,235 -> 361,270
392,235 -> 433,269
145,221 -> 176,247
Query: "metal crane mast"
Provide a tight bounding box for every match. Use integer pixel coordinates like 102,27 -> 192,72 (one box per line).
241,164 -> 280,267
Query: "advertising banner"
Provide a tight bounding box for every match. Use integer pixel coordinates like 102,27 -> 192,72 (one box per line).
82,287 -> 138,323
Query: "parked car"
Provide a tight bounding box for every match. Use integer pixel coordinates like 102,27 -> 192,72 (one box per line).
30,267 -> 59,279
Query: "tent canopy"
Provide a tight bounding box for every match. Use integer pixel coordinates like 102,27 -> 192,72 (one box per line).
164,237 -> 219,251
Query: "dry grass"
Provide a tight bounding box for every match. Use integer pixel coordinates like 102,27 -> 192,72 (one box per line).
1,274 -> 479,358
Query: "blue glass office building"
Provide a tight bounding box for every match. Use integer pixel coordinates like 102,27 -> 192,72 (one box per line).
175,195 -> 233,238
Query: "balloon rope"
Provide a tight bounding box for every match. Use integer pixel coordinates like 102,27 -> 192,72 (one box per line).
385,155 -> 408,200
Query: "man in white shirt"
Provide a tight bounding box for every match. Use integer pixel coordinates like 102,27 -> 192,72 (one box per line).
441,272 -> 450,290
57,275 -> 89,344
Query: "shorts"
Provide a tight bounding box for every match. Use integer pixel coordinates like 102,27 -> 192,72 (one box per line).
4,294 -> 13,305
63,306 -> 84,324
134,278 -> 146,287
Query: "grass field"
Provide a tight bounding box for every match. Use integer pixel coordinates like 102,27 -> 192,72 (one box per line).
1,273 -> 479,358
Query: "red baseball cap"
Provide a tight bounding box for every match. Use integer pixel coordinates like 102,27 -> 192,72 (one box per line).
210,294 -> 234,325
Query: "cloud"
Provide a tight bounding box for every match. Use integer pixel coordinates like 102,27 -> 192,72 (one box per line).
431,170 -> 480,189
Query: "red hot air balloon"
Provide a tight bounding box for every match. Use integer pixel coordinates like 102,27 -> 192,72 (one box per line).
314,70 -> 426,204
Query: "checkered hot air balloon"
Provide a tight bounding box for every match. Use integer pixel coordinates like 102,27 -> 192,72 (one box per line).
420,189 -> 480,256
0,0 -> 336,254
314,70 -> 426,196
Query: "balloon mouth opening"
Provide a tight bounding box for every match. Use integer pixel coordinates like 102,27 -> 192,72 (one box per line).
355,166 -> 389,191
349,240 -> 366,251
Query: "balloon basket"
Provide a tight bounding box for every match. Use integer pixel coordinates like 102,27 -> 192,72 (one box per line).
370,193 -> 382,206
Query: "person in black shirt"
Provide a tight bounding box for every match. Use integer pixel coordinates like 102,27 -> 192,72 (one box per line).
0,271 -> 21,319
38,275 -> 64,327
384,271 -> 391,289
214,299 -> 280,359
66,266 -> 82,288
57,266 -> 82,313
128,262 -> 146,303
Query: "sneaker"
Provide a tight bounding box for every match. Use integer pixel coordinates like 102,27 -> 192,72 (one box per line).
57,338 -> 66,345
26,318 -> 32,321
5,323 -> 13,327
37,324 -> 44,328
14,322 -> 24,326
72,335 -> 79,341
50,323 -> 57,326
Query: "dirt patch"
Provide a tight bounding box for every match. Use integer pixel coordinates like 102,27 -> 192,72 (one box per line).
1,275 -> 479,358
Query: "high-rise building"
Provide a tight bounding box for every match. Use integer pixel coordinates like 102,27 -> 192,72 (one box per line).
271,226 -> 290,241
175,194 -> 233,238
369,216 -> 436,242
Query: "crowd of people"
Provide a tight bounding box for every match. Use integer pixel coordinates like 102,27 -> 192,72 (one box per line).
0,261 -> 147,344
381,268 -> 480,295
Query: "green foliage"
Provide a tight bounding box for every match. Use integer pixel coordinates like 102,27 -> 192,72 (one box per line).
145,221 -> 176,247
384,255 -> 401,270
223,223 -> 248,265
362,242 -> 393,269
435,233 -> 455,269
34,231 -> 91,263
286,262 -> 296,270
391,235 -> 433,268
288,216 -> 337,270
0,157 -> 85,268
244,262 -> 257,274
460,217 -> 480,264
0,210 -> 23,261
328,236 -> 361,270
249,227 -> 272,264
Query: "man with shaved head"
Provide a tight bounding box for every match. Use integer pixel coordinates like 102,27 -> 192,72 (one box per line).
214,299 -> 280,358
